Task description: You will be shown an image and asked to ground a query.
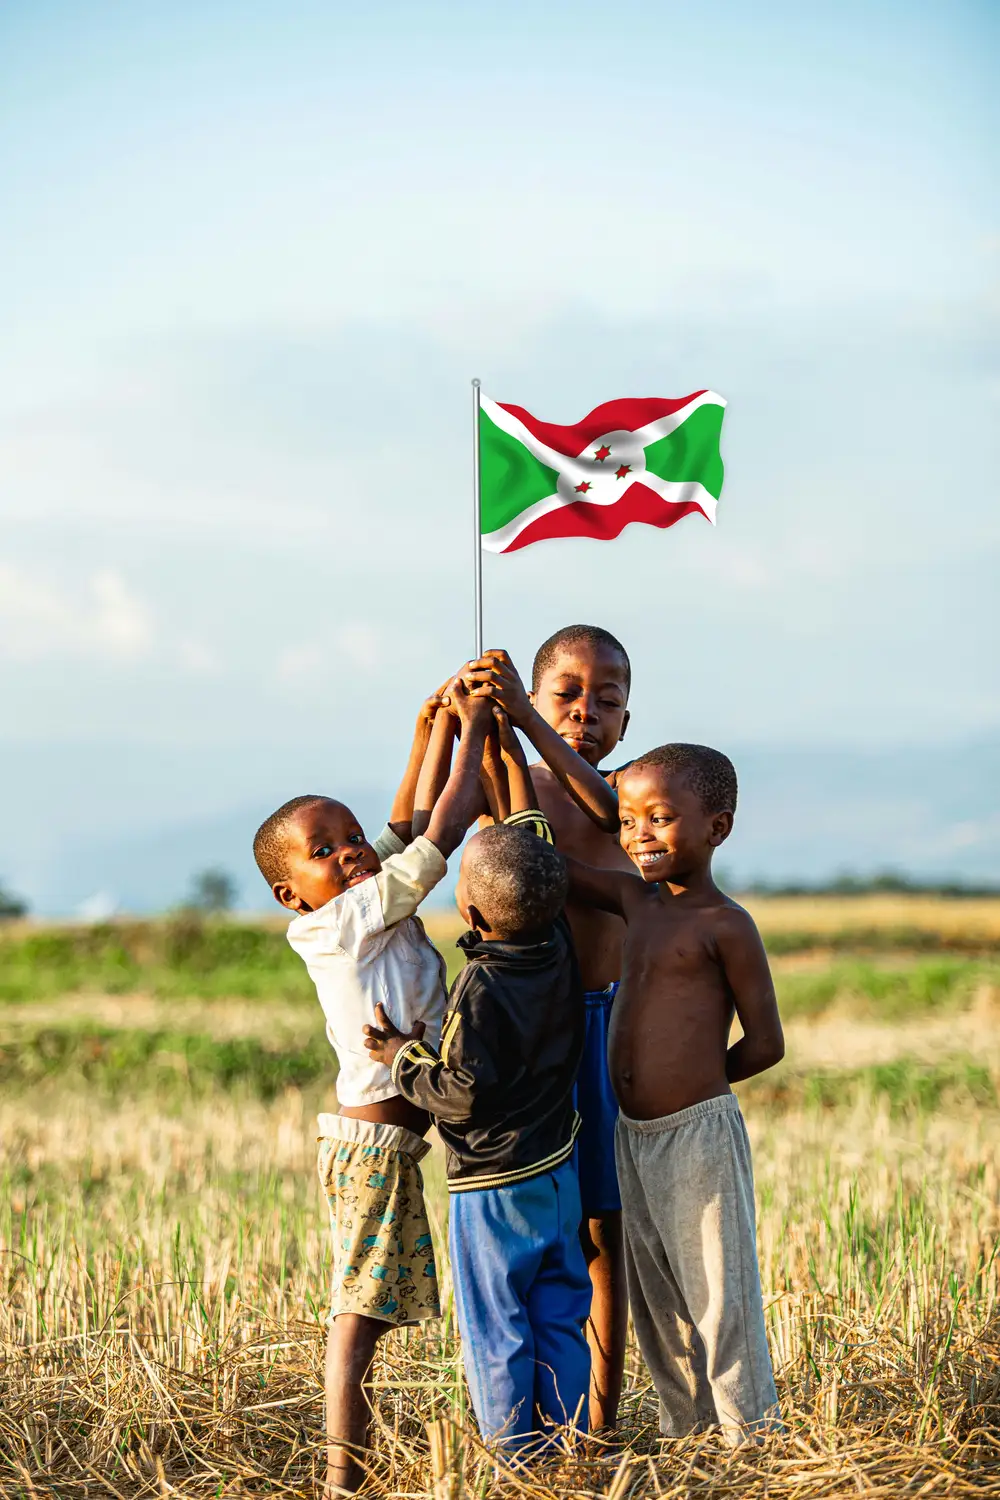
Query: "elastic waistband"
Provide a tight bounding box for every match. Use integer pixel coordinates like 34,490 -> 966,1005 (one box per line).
447,1115 -> 581,1194
619,1092 -> 739,1135
584,981 -> 619,1008
317,1112 -> 431,1162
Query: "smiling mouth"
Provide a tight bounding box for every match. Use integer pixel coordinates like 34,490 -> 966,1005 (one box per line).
345,868 -> 374,887
633,850 -> 667,868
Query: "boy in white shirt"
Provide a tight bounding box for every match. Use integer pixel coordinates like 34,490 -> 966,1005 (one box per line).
253,681 -> 492,1497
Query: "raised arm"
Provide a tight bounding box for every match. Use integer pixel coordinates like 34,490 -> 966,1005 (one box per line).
387,684 -> 449,842
717,907 -> 785,1083
480,721 -> 511,823
493,709 -> 538,817
421,681 -> 493,859
464,650 -> 619,833
411,701 -> 457,840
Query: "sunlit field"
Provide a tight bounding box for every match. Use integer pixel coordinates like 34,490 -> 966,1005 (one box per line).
2,899 -> 999,1498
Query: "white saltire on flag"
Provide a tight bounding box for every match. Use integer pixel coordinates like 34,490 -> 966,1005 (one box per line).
479,391 -> 726,553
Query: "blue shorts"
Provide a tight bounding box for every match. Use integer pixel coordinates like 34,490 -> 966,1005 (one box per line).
573,982 -> 622,1217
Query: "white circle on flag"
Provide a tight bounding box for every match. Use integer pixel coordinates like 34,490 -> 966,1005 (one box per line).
555,429 -> 647,506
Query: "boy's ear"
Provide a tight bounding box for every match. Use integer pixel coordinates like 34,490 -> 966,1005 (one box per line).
273,882 -> 310,913
467,902 -> 491,935
619,708 -> 630,743
709,810 -> 734,848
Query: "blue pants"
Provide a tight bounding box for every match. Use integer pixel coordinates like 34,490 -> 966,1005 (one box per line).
448,1161 -> 592,1447
574,982 -> 622,1216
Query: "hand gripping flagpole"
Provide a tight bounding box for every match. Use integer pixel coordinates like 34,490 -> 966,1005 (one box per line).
472,378 -> 483,659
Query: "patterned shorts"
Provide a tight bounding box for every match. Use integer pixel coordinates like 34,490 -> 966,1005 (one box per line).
316,1113 -> 441,1327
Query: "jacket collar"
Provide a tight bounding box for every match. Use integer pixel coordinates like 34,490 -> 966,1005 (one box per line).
457,924 -> 559,963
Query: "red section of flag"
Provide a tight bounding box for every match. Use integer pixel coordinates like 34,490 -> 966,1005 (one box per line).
495,394 -> 707,460
499,482 -> 710,553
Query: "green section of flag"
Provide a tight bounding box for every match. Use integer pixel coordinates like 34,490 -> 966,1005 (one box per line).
480,409 -> 559,533
642,402 -> 725,500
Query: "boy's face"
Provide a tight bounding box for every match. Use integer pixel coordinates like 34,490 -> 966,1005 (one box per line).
272,798 -> 381,913
530,643 -> 629,767
617,765 -> 732,884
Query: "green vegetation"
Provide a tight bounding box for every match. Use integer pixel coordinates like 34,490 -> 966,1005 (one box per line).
0,916 -> 471,1002
0,1022 -> 333,1101
775,956 -> 998,1020
1,917 -> 996,1007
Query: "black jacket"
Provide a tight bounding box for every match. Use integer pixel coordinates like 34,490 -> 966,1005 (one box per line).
391,920 -> 585,1192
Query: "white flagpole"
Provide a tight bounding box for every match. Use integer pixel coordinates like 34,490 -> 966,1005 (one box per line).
472,377 -> 483,658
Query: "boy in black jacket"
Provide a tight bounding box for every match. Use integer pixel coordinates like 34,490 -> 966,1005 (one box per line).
362,720 -> 590,1450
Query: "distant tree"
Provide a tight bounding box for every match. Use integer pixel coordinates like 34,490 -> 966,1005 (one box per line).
186,868 -> 238,913
0,881 -> 28,920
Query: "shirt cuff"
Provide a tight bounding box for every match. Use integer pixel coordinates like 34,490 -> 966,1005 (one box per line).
372,822 -> 407,862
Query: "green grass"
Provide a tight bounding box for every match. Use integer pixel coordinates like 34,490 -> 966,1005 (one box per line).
0,917 -> 471,1003
0,1022 -> 334,1101
775,957 -> 998,1020
764,925 -> 1000,956
1,1016 -> 996,1118
744,1056 -> 998,1113
1,920 -> 995,1016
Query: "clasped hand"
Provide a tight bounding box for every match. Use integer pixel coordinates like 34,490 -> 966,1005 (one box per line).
362,1002 -> 426,1068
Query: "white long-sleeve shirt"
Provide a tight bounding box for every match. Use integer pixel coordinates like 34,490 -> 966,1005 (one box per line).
286,826 -> 449,1107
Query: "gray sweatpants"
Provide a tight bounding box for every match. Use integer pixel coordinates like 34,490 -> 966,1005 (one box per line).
615,1093 -> 780,1443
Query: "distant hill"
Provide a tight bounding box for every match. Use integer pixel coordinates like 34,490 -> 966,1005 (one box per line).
1,737 -> 996,916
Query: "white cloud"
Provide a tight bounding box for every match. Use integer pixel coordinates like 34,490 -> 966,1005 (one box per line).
176,638 -> 222,676
333,624 -> 381,671
276,624 -> 383,685
0,563 -> 152,662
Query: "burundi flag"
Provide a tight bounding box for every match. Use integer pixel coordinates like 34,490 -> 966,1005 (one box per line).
479,391 -> 726,554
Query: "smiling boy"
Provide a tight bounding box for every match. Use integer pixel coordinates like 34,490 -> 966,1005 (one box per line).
252,682 -> 492,1497
564,744 -> 785,1443
465,626 -> 633,1432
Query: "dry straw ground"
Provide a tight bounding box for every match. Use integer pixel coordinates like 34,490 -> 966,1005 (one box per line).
2,898 -> 999,1499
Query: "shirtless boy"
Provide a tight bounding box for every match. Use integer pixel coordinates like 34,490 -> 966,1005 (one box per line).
564,742 -> 784,1442
466,626 -> 632,1431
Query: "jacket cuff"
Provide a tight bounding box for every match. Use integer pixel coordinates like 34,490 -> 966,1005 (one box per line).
390,1037 -> 422,1090
503,809 -> 555,845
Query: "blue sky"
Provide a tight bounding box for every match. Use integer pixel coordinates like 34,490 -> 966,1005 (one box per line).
0,1 -> 996,908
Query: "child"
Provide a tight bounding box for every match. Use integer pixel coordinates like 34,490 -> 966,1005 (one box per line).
559,742 -> 785,1443
252,681 -> 491,1497
465,627 -> 633,1431
363,719 -> 592,1450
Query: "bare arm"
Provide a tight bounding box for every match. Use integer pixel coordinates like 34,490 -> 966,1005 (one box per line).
464,650 -> 619,832
480,721 -> 510,823
411,704 -> 457,840
717,907 -> 785,1083
387,685 -> 448,842
493,709 -> 538,816
422,682 -> 493,859
563,854 -> 643,918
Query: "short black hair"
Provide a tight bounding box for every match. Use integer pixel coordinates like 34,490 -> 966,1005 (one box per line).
625,743 -> 738,815
531,624 -> 631,696
253,795 -> 325,886
465,825 -> 568,936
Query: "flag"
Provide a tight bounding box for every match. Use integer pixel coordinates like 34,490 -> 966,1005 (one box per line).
479,391 -> 726,554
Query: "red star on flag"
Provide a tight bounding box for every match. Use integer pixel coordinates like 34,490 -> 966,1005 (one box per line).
594,444 -> 611,462
574,480 -> 592,493
615,464 -> 631,480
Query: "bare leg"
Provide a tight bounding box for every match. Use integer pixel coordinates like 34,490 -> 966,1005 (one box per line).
324,1313 -> 385,1496
580,1211 -> 628,1432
